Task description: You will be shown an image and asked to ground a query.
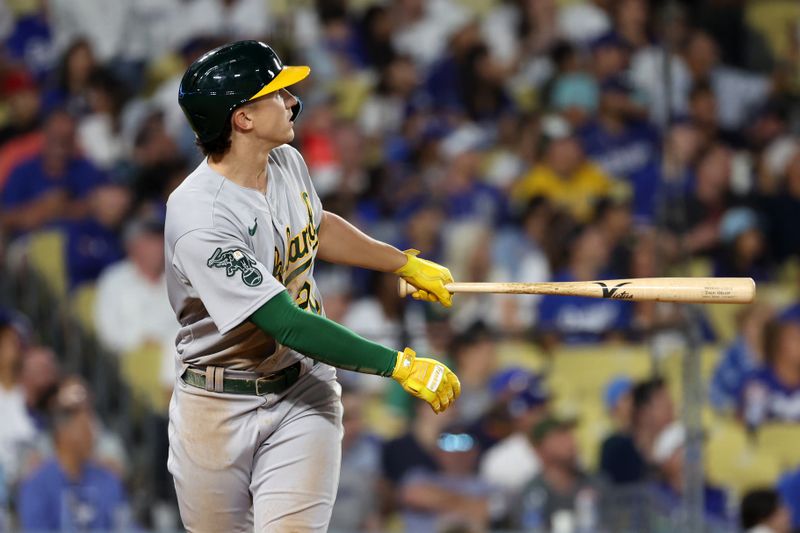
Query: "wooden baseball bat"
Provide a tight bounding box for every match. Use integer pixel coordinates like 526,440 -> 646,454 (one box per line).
398,277 -> 755,304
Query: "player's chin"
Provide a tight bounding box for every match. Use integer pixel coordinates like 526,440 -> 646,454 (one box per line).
284,125 -> 296,143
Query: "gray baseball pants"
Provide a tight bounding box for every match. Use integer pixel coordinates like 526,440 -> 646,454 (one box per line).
168,362 -> 343,532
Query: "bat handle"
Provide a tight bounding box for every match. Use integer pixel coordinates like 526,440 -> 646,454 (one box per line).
398,278 -> 415,298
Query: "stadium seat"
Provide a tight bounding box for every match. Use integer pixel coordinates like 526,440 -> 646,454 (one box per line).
574,401 -> 612,471
496,340 -> 547,373
25,228 -> 68,298
548,344 -> 651,405
755,424 -> 800,471
706,303 -> 747,344
746,1 -> 800,59
70,283 -> 98,333
121,343 -> 169,412
661,345 -> 722,400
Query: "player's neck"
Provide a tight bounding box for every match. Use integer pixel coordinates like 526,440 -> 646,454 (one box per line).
209,139 -> 271,194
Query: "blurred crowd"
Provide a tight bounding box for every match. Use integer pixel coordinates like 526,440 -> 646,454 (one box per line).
0,0 -> 799,531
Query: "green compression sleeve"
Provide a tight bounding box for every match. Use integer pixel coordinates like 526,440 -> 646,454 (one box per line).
250,291 -> 398,376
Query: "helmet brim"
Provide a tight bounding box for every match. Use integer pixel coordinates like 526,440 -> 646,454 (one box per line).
249,65 -> 311,101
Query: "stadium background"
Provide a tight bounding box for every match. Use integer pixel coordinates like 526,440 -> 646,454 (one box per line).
0,0 -> 799,531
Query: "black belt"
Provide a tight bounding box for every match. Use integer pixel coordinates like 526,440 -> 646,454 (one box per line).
182,361 -> 304,396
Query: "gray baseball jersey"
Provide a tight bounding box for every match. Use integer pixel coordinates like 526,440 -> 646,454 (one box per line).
164,144 -> 324,375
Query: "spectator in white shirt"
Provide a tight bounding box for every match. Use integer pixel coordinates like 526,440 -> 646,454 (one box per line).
0,309 -> 36,486
93,216 -> 178,390
479,368 -> 551,495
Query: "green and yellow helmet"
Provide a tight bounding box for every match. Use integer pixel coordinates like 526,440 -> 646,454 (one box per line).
178,40 -> 310,143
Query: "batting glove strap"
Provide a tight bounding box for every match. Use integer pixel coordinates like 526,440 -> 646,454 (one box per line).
394,249 -> 454,308
391,348 -> 461,414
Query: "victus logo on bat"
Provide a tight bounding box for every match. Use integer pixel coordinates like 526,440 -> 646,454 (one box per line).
595,281 -> 633,300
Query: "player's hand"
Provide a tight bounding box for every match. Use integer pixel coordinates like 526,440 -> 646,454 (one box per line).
391,348 -> 460,414
394,249 -> 454,307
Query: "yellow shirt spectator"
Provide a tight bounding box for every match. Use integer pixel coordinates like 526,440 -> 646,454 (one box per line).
512,161 -> 614,222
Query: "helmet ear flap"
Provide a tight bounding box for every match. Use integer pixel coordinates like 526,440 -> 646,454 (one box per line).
290,96 -> 303,121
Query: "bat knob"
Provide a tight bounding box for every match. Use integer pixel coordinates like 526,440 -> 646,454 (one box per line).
398,278 -> 416,298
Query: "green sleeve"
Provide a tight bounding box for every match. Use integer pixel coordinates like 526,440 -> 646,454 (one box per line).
249,291 -> 398,376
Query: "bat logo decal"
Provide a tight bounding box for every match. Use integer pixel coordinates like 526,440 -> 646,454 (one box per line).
595,282 -> 633,299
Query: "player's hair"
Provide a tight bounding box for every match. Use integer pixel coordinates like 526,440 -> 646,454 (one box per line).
196,117 -> 232,157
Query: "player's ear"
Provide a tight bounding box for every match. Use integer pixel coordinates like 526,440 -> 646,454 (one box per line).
231,107 -> 253,133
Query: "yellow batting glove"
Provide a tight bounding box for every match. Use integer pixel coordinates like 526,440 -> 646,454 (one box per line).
394,249 -> 454,308
391,348 -> 461,414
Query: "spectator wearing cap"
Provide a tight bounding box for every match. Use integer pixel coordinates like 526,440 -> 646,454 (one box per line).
400,424 -> 496,532
0,69 -> 42,148
17,377 -> 129,531
650,422 -> 730,524
479,368 -> 550,494
714,207 -> 772,281
740,488 -> 791,533
0,109 -> 107,237
512,415 -> 599,532
536,224 -> 632,348
577,75 -> 662,223
64,181 -> 129,290
604,376 -> 633,432
0,309 -> 37,488
511,114 -> 614,223
739,315 -> 800,428
589,33 -> 631,83
600,377 -> 674,484
709,303 -> 774,414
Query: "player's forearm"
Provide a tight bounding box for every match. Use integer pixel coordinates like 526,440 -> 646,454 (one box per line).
317,211 -> 406,272
250,291 -> 398,375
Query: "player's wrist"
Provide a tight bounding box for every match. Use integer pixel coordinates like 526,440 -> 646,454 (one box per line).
391,347 -> 415,381
393,249 -> 420,276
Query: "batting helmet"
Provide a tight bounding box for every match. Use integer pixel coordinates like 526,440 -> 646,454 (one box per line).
178,40 -> 310,143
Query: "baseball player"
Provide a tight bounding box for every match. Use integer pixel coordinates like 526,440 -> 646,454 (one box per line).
166,40 -> 460,532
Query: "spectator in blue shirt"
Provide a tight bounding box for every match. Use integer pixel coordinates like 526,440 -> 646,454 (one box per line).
1,109 -> 106,237
777,469 -> 800,532
578,76 -> 662,222
739,315 -> 800,428
709,303 -> 774,414
65,182 -> 130,290
17,376 -> 129,531
537,224 -> 632,348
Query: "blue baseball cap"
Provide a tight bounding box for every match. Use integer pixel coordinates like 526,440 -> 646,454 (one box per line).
490,368 -> 550,416
0,307 -> 32,344
590,32 -> 631,53
604,375 -> 633,412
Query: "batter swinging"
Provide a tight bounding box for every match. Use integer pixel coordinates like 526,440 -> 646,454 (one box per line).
166,41 -> 460,532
